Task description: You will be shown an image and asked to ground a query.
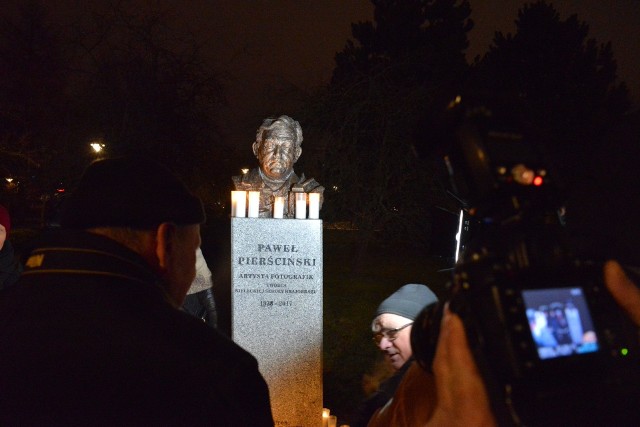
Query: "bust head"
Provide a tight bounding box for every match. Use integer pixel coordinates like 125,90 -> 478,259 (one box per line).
252,115 -> 303,181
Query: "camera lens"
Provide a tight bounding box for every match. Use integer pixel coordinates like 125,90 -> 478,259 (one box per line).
410,302 -> 442,372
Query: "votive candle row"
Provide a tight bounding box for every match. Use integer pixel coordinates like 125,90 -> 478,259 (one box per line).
230,191 -> 320,219
322,408 -> 345,427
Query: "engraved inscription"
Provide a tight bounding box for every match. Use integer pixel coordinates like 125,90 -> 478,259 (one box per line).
260,300 -> 293,308
257,244 -> 299,252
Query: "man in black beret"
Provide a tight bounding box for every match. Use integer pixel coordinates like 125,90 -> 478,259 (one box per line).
0,156 -> 273,426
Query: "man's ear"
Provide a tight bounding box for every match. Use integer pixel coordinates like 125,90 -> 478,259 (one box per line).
155,222 -> 177,272
294,146 -> 302,162
252,141 -> 260,157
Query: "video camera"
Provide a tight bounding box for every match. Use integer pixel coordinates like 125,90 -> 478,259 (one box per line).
412,99 -> 640,426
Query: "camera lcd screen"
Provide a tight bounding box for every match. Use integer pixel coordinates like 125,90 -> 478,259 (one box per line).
521,287 -> 599,360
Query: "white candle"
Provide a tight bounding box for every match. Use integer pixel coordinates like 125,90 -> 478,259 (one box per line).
273,196 -> 285,219
308,192 -> 320,219
295,192 -> 307,219
322,408 -> 330,427
231,191 -> 246,218
248,191 -> 260,218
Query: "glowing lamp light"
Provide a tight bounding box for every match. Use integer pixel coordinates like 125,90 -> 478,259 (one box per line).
5,177 -> 13,183
533,176 -> 544,186
241,168 -> 249,175
621,348 -> 629,356
447,95 -> 462,109
512,164 -> 534,185
90,142 -> 105,153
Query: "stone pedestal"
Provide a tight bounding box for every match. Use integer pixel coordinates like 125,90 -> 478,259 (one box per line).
231,218 -> 323,427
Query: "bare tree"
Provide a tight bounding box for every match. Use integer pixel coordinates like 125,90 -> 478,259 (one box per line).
67,1 -> 227,189
0,1 -> 71,221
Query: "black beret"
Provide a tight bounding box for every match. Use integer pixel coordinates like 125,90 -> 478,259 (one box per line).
60,156 -> 205,230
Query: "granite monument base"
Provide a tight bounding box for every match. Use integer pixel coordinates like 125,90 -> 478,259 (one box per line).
231,218 -> 323,427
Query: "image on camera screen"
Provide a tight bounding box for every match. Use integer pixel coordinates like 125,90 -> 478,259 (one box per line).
521,287 -> 599,360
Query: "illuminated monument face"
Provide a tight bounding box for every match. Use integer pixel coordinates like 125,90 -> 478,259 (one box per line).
232,115 -> 323,218
255,130 -> 300,181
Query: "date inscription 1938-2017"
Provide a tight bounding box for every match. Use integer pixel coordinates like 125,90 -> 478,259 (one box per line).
260,300 -> 293,308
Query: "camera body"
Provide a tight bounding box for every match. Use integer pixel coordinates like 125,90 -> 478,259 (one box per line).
412,102 -> 640,425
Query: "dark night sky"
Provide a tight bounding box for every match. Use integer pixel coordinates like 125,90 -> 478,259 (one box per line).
187,0 -> 639,102
6,0 -> 639,148
180,0 -> 640,148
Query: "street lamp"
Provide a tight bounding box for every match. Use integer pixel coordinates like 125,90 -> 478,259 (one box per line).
90,142 -> 106,153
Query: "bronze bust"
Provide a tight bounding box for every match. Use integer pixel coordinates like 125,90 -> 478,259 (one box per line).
232,115 -> 324,218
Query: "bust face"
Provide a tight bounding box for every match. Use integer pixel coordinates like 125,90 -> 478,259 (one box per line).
256,136 -> 299,181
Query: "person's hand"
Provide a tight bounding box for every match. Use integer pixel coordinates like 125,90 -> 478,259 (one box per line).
604,260 -> 640,326
424,261 -> 639,427
426,304 -> 497,427
0,224 -> 6,250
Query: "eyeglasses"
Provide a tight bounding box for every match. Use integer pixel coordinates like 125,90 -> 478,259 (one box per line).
372,322 -> 413,345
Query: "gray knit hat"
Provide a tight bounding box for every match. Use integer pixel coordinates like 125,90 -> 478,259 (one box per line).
375,284 -> 438,320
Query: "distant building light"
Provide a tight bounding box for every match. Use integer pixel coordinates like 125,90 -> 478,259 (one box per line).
447,95 -> 462,109
241,168 -> 249,175
5,177 -> 13,183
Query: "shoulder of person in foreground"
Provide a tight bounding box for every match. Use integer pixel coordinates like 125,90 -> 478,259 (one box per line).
173,311 -> 274,426
367,361 -> 436,427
